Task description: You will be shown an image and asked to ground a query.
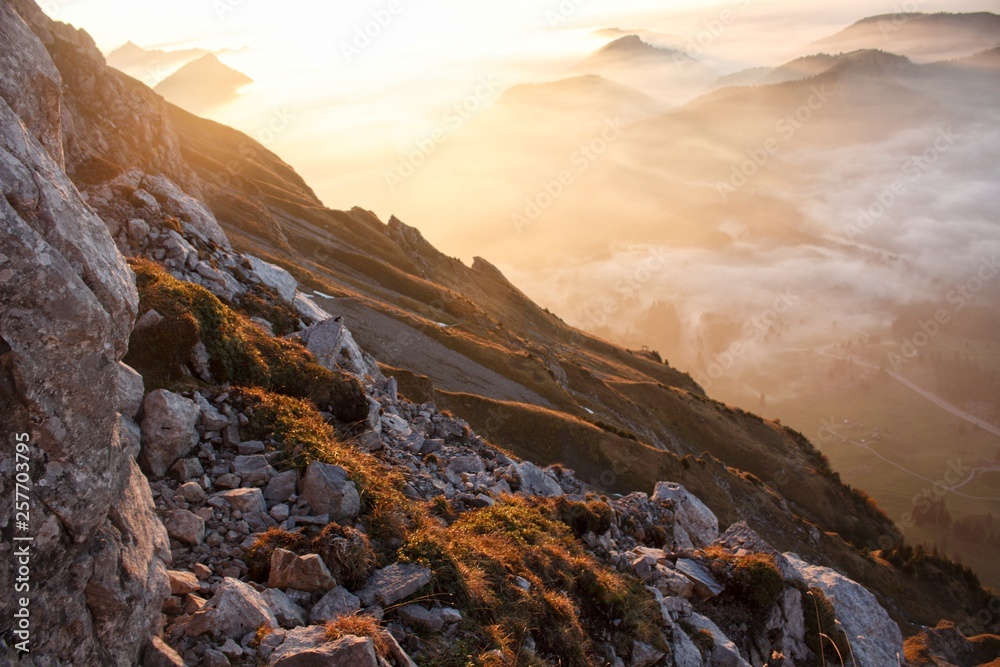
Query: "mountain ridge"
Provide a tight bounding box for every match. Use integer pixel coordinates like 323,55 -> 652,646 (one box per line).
1,1 -> 998,664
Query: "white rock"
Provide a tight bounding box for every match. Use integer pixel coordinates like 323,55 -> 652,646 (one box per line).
245,255 -> 297,302
652,481 -> 719,549
783,552 -> 903,667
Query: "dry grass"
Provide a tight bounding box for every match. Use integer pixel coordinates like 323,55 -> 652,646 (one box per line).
126,259 -> 368,423
398,496 -> 665,666
238,387 -> 418,559
325,613 -> 389,656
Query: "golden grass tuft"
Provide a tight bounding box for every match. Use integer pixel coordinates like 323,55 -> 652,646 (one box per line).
398,496 -> 665,666
325,614 -> 389,656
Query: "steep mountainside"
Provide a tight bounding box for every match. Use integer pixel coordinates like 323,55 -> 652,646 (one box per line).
1,2 -> 998,665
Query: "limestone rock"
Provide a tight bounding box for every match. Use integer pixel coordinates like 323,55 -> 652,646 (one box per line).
309,586 -> 361,624
268,549 -> 337,592
514,461 -> 564,497
162,509 -> 206,546
357,563 -> 432,607
784,552 -> 903,667
397,604 -> 444,631
269,628 -> 378,667
246,255 -> 297,301
186,577 -> 277,639
263,588 -> 309,629
117,362 -> 145,419
301,462 -> 360,520
652,481 -> 719,549
140,390 -> 201,477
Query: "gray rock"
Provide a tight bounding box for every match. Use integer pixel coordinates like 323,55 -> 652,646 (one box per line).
246,255 -> 297,301
117,363 -> 145,419
176,481 -> 207,504
652,481 -> 719,549
439,607 -> 462,624
162,509 -> 205,546
212,488 -> 267,515
288,317 -> 380,379
265,470 -> 298,502
263,588 -> 308,629
186,578 -> 277,639
194,393 -> 229,431
687,613 -> 750,667
397,604 -> 443,631
784,553 -> 903,667
631,640 -> 665,667
448,455 -> 485,475
202,648 -> 231,667
170,457 -> 205,483
357,563 -> 432,608
268,549 -> 337,592
127,218 -> 150,245
238,440 -> 267,455
139,390 -> 201,477
309,586 -> 361,624
142,173 -> 231,249
293,292 -> 330,324
674,559 -> 724,599
514,461 -> 564,497
234,454 -> 276,486
301,462 -> 360,520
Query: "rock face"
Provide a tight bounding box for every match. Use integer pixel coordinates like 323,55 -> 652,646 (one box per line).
0,3 -> 169,664
784,552 -> 904,666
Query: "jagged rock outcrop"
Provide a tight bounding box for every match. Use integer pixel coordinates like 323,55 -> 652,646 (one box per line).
0,3 -> 169,663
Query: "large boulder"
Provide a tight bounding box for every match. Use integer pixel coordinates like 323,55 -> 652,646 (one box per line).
300,461 -> 361,520
0,3 -> 169,663
246,255 -> 297,302
652,481 -> 719,549
784,553 -> 904,667
139,390 -> 201,477
140,173 -> 230,249
186,577 -> 278,639
287,317 -> 381,380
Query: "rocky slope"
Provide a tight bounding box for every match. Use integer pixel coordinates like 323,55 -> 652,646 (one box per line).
0,1 -> 998,665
